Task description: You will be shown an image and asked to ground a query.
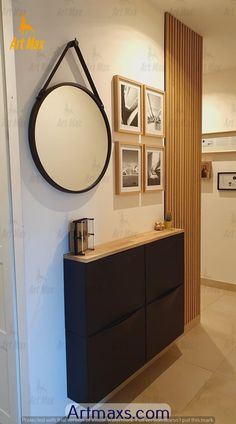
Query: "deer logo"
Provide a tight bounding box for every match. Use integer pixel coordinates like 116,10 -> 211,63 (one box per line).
20,15 -> 34,35
10,15 -> 45,50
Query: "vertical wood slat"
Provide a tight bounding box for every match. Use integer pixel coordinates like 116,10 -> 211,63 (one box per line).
165,14 -> 203,324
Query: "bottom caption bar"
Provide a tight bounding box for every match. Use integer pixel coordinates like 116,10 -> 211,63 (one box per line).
22,402 -> 215,423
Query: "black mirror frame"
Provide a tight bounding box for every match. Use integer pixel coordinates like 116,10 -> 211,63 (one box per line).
28,82 -> 112,194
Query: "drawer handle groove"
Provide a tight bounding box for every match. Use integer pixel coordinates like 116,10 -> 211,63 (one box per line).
147,282 -> 183,306
88,305 -> 145,338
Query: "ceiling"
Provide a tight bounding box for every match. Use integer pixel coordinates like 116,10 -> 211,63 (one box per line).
151,0 -> 236,73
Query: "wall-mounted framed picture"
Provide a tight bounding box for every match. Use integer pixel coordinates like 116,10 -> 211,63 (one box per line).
201,161 -> 212,179
217,172 -> 236,190
143,145 -> 164,191
115,142 -> 142,194
202,131 -> 236,153
143,85 -> 165,137
113,75 -> 143,134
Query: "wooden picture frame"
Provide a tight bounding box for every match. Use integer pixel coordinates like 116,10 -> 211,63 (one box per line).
217,172 -> 236,190
143,85 -> 165,137
115,142 -> 142,194
143,145 -> 164,191
113,75 -> 143,134
201,161 -> 212,179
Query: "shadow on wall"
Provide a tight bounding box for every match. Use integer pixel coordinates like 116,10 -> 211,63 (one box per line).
219,191 -> 236,199
201,178 -> 213,194
141,191 -> 162,206
23,163 -> 98,211
202,153 -> 236,162
28,234 -> 69,414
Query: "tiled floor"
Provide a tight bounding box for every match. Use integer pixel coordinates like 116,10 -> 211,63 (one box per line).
110,285 -> 236,423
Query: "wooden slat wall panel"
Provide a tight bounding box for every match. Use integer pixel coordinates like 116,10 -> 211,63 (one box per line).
165,13 -> 203,324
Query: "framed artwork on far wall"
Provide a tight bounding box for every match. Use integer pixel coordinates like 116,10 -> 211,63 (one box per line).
217,172 -> 236,190
143,145 -> 164,191
143,85 -> 165,137
113,75 -> 143,134
201,161 -> 212,179
115,142 -> 142,194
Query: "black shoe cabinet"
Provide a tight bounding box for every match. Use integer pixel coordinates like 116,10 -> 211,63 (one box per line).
64,230 -> 184,404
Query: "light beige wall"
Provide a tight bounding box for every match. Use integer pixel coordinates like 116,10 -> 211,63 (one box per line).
12,0 -> 165,416
203,68 -> 236,133
202,68 -> 236,284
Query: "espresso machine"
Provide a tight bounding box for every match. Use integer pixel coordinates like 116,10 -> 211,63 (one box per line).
69,218 -> 95,256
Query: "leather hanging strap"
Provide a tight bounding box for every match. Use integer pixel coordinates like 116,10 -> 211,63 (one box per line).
36,38 -> 103,106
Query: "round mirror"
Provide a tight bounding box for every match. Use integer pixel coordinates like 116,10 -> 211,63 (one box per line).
29,83 -> 111,193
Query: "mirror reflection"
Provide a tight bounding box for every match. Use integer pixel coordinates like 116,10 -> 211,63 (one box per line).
30,84 -> 111,193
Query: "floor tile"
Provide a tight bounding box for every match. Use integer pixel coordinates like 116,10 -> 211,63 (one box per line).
208,294 -> 236,318
181,376 -> 236,423
216,346 -> 236,377
176,323 -> 234,371
110,286 -> 236,421
223,289 -> 236,297
132,358 -> 212,413
201,305 -> 236,342
200,285 -> 225,311
109,347 -> 181,404
203,371 -> 236,398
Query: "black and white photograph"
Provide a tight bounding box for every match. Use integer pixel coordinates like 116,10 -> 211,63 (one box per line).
217,172 -> 236,190
115,142 -> 142,194
144,86 -> 165,137
143,145 -> 164,191
114,76 -> 142,134
122,148 -> 139,188
121,83 -> 139,128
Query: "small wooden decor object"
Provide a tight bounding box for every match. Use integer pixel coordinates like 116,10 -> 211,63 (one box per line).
201,161 -> 212,179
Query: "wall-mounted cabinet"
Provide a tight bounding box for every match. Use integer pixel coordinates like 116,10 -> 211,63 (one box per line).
64,229 -> 184,403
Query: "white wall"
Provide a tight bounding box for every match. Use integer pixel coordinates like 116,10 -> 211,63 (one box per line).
12,0 -> 165,416
202,68 -> 236,284
203,69 -> 236,133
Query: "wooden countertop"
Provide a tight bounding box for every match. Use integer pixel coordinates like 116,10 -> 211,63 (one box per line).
64,228 -> 184,263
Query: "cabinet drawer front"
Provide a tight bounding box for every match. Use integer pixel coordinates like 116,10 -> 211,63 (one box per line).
88,307 -> 145,403
65,332 -> 88,404
147,285 -> 184,361
146,233 -> 184,303
86,246 -> 145,336
64,246 -> 145,337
